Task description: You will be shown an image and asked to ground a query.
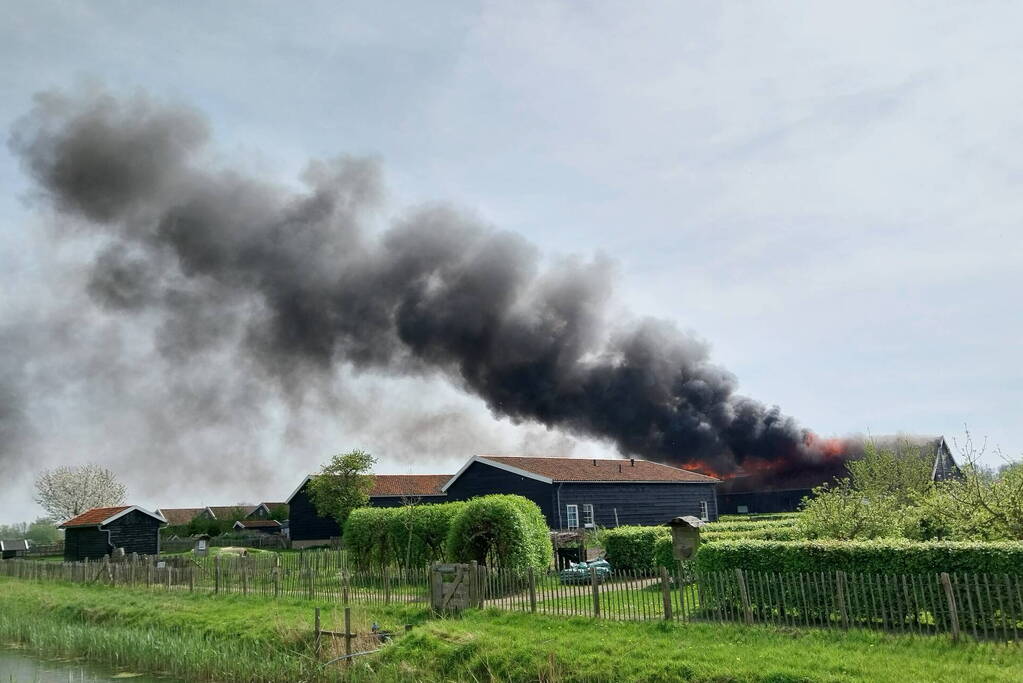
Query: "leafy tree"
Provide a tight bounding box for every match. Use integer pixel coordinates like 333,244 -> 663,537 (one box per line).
846,439 -> 934,505
34,464 -> 127,521
26,517 -> 62,544
267,504 -> 290,521
307,450 -> 376,534
797,480 -> 904,540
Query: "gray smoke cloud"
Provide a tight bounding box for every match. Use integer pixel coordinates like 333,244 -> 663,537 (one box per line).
6,86 -> 824,479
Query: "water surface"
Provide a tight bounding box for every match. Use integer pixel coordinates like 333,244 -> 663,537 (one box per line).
0,648 -> 178,682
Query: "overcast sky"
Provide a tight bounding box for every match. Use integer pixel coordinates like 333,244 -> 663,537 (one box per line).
2,2 -> 1021,524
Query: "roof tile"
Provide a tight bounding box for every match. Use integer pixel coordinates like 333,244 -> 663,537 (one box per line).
60,506 -> 131,528
480,456 -> 719,483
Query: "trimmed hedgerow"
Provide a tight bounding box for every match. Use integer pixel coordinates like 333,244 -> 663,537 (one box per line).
704,519 -> 800,533
446,495 -> 553,570
701,527 -> 804,542
694,539 -> 1023,575
653,535 -> 675,569
602,526 -> 670,571
343,501 -> 466,568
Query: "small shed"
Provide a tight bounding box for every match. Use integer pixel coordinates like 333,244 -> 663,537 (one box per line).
1,539 -> 29,559
59,506 -> 167,562
233,519 -> 283,535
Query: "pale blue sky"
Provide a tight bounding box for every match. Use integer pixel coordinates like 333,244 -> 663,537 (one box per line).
1,2 -> 1021,522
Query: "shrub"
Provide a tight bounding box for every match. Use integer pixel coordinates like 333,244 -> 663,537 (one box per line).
342,507 -> 395,568
694,539 -> 1023,575
446,495 -> 552,570
653,535 -> 675,569
701,527 -> 804,542
343,501 -> 466,568
602,526 -> 669,571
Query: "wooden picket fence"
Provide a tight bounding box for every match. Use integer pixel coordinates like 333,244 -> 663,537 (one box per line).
2,554 -> 1021,642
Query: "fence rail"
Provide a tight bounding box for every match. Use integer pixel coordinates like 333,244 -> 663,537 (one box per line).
2,554 -> 1020,642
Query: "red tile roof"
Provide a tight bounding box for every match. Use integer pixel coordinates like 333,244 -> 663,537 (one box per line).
370,474 -> 450,497
234,519 -> 281,529
207,505 -> 256,519
480,456 -> 719,483
158,507 -> 207,525
60,506 -> 131,528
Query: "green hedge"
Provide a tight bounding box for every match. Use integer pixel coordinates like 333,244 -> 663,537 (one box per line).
602,526 -> 670,571
695,539 -> 1023,575
701,527 -> 804,542
445,495 -> 553,570
343,501 -> 466,568
704,519 -> 800,533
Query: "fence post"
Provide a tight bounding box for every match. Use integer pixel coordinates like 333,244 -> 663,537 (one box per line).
470,560 -> 480,607
735,568 -> 754,625
430,563 -> 442,612
306,563 -> 314,601
661,566 -> 673,621
214,555 -> 221,595
835,570 -> 849,629
528,567 -> 537,613
344,606 -> 353,664
274,556 -> 281,598
314,607 -> 321,654
590,566 -> 600,617
940,572 -> 960,642
189,566 -> 194,593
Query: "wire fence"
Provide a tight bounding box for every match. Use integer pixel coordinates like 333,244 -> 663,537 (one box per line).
2,553 -> 1021,642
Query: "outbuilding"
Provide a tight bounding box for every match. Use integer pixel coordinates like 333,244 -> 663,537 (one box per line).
0,539 -> 29,559
59,506 -> 167,561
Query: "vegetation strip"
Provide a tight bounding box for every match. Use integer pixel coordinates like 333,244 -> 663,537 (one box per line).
2,578 -> 1021,682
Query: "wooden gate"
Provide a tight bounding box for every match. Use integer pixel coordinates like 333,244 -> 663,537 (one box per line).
430,563 -> 482,611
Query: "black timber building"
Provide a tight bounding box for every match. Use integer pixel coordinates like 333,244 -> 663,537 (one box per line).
59,506 -> 166,561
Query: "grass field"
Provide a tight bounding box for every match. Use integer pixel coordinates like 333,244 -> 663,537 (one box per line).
1,576 -> 1020,682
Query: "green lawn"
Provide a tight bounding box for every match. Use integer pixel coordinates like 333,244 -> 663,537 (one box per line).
0,577 -> 1019,682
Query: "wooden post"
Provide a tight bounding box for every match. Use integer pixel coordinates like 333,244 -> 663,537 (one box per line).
660,566 -> 673,621
431,563 -> 443,612
274,556 -> 281,598
470,561 -> 479,607
214,555 -> 221,595
306,563 -> 314,600
189,566 -> 194,593
528,567 -> 537,613
314,607 -> 322,654
835,570 -> 849,628
940,572 -> 961,641
590,566 -> 600,617
344,606 -> 353,664
242,562 -> 248,596
735,568 -> 754,625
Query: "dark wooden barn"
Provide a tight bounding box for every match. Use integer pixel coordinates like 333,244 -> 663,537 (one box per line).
1,539 -> 30,559
59,506 -> 167,561
288,474 -> 449,548
716,435 -> 963,515
442,456 -> 720,529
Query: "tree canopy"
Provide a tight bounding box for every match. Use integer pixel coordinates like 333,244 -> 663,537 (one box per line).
34,464 -> 127,522
307,449 -> 376,533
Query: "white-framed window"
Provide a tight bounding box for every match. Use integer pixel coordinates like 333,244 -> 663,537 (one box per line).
737,505 -> 749,514
566,504 -> 579,529
583,504 -> 595,528
699,500 -> 710,521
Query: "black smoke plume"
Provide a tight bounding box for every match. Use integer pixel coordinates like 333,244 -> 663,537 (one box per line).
7,87 -> 827,477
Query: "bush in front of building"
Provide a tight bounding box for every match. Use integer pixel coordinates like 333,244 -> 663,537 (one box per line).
694,538 -> 1023,575
343,501 -> 467,568
602,526 -> 670,571
446,495 -> 553,570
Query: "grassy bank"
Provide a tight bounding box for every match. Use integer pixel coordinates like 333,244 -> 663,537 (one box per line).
1,577 -> 1020,682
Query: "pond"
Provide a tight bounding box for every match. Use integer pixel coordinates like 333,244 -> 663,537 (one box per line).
0,647 -> 179,682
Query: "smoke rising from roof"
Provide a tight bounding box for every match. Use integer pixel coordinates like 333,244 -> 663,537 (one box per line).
5,86 -> 826,478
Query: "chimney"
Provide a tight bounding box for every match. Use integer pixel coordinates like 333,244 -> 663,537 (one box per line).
630,458 -> 635,467
618,463 -> 622,473
592,459 -> 596,466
